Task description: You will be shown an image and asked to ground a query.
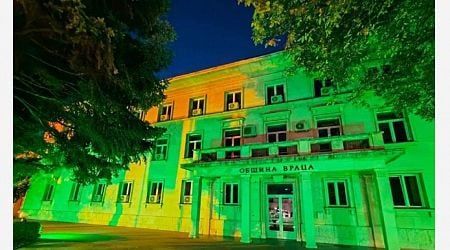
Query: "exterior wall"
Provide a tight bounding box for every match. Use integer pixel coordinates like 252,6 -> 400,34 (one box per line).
21,51 -> 434,249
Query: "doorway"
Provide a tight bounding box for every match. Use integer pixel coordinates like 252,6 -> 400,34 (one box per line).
266,183 -> 297,240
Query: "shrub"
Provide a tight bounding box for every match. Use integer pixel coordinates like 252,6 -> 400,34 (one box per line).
13,221 -> 41,249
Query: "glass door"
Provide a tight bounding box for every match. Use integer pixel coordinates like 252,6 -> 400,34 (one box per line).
266,184 -> 297,239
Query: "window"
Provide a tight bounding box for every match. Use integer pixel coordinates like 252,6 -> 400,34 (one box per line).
153,138 -> 168,160
137,110 -> 146,121
185,134 -> 202,158
267,84 -> 285,104
69,183 -> 82,201
147,181 -> 164,204
224,129 -> 241,147
190,97 -> 205,116
117,181 -> 133,203
326,180 -> 348,206
159,104 -> 173,121
43,183 -> 54,201
389,175 -> 423,207
181,180 -> 193,204
377,112 -> 411,143
267,124 -> 287,143
314,78 -> 334,97
92,183 -> 107,202
225,91 -> 242,111
317,118 -> 341,137
224,183 -> 239,205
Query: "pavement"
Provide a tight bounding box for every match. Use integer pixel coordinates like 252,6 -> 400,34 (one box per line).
19,221 -> 381,250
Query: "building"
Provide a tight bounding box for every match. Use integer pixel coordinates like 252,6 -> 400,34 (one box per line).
21,51 -> 435,249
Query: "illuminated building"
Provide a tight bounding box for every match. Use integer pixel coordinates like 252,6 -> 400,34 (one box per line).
21,51 -> 434,249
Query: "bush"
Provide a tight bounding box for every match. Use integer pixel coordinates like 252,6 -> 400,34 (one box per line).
13,221 -> 41,249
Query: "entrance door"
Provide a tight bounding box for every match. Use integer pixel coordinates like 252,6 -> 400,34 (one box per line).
266,184 -> 297,239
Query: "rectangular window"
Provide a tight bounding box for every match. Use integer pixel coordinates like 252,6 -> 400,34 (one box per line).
224,129 -> 241,147
225,91 -> 242,111
224,183 -> 239,205
267,84 -> 285,104
43,183 -> 54,201
159,104 -> 173,121
185,134 -> 202,158
153,138 -> 168,160
190,97 -> 205,116
138,111 -> 146,121
117,181 -> 133,203
69,183 -> 82,201
389,175 -> 423,207
326,180 -> 348,206
147,181 -> 164,204
314,78 -> 334,97
267,124 -> 287,143
317,118 -> 341,137
377,112 -> 411,143
181,180 -> 193,204
92,183 -> 107,202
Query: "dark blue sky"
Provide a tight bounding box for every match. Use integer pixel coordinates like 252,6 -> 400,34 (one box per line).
158,0 -> 282,78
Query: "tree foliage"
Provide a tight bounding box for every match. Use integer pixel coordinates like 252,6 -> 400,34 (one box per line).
14,0 -> 175,184
239,0 -> 434,120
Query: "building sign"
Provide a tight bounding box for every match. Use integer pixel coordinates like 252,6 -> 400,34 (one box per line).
239,164 -> 314,174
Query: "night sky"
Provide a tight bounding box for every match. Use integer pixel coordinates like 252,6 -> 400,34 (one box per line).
158,0 -> 283,79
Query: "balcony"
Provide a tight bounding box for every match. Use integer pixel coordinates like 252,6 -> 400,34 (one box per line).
193,132 -> 385,163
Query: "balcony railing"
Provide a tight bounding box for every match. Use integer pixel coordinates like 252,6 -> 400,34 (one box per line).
193,132 -> 384,163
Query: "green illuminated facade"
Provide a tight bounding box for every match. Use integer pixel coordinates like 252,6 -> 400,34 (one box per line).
21,51 -> 434,249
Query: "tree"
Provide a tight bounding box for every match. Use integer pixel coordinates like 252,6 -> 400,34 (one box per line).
239,0 -> 434,120
14,0 -> 175,184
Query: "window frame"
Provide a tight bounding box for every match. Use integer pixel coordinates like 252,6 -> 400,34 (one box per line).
180,180 -> 193,204
117,181 -> 133,203
69,182 -> 82,202
266,123 -> 287,143
223,183 -> 239,205
389,174 -> 425,208
185,133 -> 202,158
316,117 -> 342,138
159,103 -> 173,121
91,183 -> 107,203
225,90 -> 242,111
189,96 -> 206,117
153,138 -> 169,160
325,179 -> 350,207
266,83 -> 286,105
376,111 -> 412,143
146,180 -> 164,204
42,183 -> 55,202
223,128 -> 242,147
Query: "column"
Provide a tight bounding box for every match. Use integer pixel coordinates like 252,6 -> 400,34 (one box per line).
373,170 -> 400,250
189,176 -> 202,238
299,173 -> 317,248
240,175 -> 252,243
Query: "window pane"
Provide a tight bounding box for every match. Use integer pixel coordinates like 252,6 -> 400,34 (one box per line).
318,129 -> 328,138
151,183 -> 157,195
268,134 -> 277,143
389,177 -> 406,206
233,184 -> 238,204
337,182 -> 347,206
233,138 -> 240,146
199,99 -> 204,109
377,112 -> 403,121
184,181 -> 192,196
225,184 -> 231,203
225,130 -> 240,137
317,119 -> 340,127
190,135 -> 201,141
168,106 -> 172,116
267,86 -> 275,102
327,183 -> 337,205
393,121 -> 408,142
235,92 -> 241,104
379,123 -> 393,143
268,124 -> 286,132
276,85 -> 284,95
330,127 -> 341,136
267,184 -> 293,195
226,94 -> 233,105
405,176 -> 422,206
225,138 -> 233,147
278,133 -> 287,141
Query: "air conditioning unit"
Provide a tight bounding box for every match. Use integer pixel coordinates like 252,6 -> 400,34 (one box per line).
271,95 -> 283,104
119,195 -> 129,203
148,195 -> 158,203
321,87 -> 334,96
243,125 -> 257,137
160,114 -> 169,121
154,154 -> 165,161
184,196 -> 192,204
293,121 -> 309,132
192,108 -> 203,116
228,102 -> 240,110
